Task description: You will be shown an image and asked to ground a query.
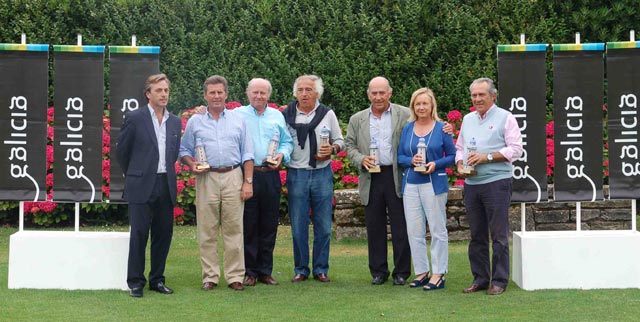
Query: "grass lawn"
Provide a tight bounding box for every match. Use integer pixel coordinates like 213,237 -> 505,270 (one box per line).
1,225 -> 639,321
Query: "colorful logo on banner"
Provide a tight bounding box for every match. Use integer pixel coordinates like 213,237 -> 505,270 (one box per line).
497,44 -> 548,202
0,44 -> 49,201
552,43 -> 605,202
606,41 -> 640,199
108,46 -> 160,202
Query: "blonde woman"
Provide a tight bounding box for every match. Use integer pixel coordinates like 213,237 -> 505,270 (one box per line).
397,88 -> 455,291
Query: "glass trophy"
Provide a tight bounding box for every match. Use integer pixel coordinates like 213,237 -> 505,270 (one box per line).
462,137 -> 477,175
194,137 -> 210,170
414,137 -> 427,173
369,137 -> 381,173
265,128 -> 280,165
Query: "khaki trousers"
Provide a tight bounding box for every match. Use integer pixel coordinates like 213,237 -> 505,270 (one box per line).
196,167 -> 245,285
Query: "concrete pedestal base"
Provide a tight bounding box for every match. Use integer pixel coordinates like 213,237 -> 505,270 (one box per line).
512,230 -> 640,290
8,231 -> 129,290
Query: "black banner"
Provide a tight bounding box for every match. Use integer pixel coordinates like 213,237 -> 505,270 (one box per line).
108,49 -> 160,202
53,47 -> 104,202
552,45 -> 604,202
607,45 -> 640,199
0,46 -> 49,201
497,46 -> 548,202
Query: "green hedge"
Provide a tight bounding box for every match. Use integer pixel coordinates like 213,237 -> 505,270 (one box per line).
0,0 -> 637,225
1,0 -> 637,121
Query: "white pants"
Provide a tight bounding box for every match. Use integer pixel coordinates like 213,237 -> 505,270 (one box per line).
403,182 -> 449,275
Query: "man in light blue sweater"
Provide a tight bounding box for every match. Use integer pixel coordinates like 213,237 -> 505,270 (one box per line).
455,78 -> 523,296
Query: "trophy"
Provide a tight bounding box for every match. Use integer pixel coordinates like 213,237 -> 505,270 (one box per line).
317,126 -> 330,158
320,126 -> 330,145
461,137 -> 477,175
194,137 -> 210,170
368,137 -> 381,173
414,137 -> 427,173
265,128 -> 280,165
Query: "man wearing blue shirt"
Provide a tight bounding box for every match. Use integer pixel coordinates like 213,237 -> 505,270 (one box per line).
180,75 -> 254,291
234,78 -> 294,286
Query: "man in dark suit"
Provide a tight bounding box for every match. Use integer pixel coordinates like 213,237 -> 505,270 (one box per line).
117,73 -> 182,298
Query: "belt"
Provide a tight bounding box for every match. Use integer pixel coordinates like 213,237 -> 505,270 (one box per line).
208,164 -> 240,173
254,166 -> 277,172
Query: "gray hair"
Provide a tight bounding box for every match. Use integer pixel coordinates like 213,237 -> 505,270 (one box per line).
292,74 -> 324,99
246,78 -> 272,97
469,77 -> 497,96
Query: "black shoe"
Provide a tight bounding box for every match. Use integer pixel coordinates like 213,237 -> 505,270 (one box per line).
393,276 -> 406,286
149,281 -> 174,294
372,276 -> 388,285
129,287 -> 143,298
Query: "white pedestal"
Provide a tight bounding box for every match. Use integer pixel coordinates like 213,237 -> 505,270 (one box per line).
513,230 -> 640,290
8,231 -> 129,290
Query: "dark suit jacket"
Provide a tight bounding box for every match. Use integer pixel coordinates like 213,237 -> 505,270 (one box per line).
116,106 -> 181,205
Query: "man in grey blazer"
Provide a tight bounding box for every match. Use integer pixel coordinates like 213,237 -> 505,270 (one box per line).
345,77 -> 411,285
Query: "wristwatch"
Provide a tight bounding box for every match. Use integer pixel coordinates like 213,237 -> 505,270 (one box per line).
487,153 -> 493,163
246,178 -> 253,184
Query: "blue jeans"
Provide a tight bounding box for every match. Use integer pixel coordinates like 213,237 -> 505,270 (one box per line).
287,166 -> 334,276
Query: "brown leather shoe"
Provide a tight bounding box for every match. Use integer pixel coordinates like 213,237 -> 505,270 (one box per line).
258,275 -> 279,285
313,273 -> 330,283
487,284 -> 505,295
244,275 -> 257,286
228,282 -> 245,291
291,274 -> 308,282
462,283 -> 488,294
202,282 -> 217,291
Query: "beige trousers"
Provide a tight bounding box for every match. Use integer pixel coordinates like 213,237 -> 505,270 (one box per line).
196,167 -> 245,285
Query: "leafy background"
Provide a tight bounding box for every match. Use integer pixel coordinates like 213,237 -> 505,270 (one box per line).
0,0 -> 634,225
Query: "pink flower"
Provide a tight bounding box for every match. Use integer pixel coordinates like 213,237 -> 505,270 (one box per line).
267,103 -> 279,109
47,126 -> 54,141
173,206 -> 184,218
103,116 -> 111,132
447,110 -> 462,122
546,139 -> 554,156
46,173 -> 53,188
47,107 -> 54,124
225,101 -> 242,110
445,168 -> 453,176
341,175 -> 359,185
23,202 -> 34,213
546,121 -> 554,137
279,170 -> 287,185
181,118 -> 188,132
469,106 -> 476,112
103,185 -> 110,198
454,179 -> 465,186
187,177 -> 196,187
278,105 -> 287,112
39,201 -> 57,213
177,180 -> 186,194
330,160 -> 343,172
46,145 -> 54,169
102,130 -> 110,147
174,162 -> 182,175
336,150 -> 347,158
